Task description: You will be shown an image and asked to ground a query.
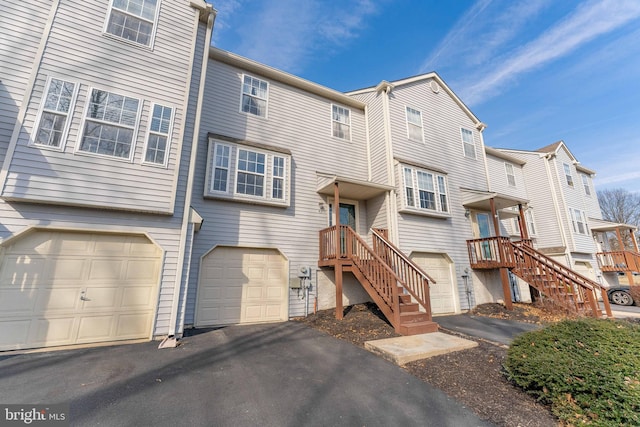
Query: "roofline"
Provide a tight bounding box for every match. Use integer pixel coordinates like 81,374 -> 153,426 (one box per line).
485,146 -> 526,165
209,47 -> 366,110
575,164 -> 597,175
345,72 -> 485,130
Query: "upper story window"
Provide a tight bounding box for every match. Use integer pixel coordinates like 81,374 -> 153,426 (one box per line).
581,174 -> 591,196
78,88 -> 141,160
241,75 -> 268,118
405,106 -> 423,142
570,208 -> 587,235
525,209 -> 536,235
105,0 -> 160,48
461,128 -> 476,159
143,103 -> 173,166
332,105 -> 351,140
207,139 -> 290,206
563,163 -> 574,187
505,163 -> 516,187
33,77 -> 78,149
403,166 -> 449,213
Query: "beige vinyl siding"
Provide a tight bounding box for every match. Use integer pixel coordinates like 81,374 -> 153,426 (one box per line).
485,154 -> 528,200
185,58 -> 372,323
0,1 -> 52,162
350,91 -> 389,184
2,0 -> 196,214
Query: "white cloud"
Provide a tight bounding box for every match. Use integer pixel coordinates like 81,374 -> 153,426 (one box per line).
460,0 -> 640,105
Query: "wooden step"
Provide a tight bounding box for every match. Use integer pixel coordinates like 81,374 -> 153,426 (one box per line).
399,302 -> 419,313
399,320 -> 439,336
399,311 -> 430,324
398,294 -> 412,304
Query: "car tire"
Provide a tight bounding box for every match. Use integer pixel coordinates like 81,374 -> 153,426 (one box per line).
609,290 -> 634,306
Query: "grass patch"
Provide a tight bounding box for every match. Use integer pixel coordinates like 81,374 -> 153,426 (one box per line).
504,318 -> 640,426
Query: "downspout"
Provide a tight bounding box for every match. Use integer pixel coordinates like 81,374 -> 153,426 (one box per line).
380,83 -> 399,244
543,154 -> 569,256
0,0 -> 60,191
164,6 -> 216,345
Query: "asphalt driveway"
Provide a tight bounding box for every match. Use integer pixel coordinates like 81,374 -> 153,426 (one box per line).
0,322 -> 492,427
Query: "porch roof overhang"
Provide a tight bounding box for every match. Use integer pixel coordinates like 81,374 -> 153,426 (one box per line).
460,188 -> 529,211
588,218 -> 637,232
316,174 -> 394,200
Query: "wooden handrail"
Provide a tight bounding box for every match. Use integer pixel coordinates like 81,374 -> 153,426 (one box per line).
370,228 -> 435,319
466,236 -> 516,268
596,250 -> 640,272
319,225 -> 401,324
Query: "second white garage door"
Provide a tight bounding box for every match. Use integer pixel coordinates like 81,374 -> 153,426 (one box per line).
410,252 -> 457,314
195,247 -> 288,327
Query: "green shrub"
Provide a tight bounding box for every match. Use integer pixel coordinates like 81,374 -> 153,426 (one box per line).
504,318 -> 640,426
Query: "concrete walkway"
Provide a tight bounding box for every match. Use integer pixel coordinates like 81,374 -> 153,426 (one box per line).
0,322 -> 492,427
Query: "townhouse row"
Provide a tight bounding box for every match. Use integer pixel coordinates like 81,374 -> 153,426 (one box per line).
0,0 -> 631,351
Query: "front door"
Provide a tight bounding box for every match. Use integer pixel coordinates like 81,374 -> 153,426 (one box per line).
329,203 -> 357,255
475,212 -> 494,259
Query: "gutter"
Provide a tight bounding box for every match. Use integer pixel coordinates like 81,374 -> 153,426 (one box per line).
161,4 -> 216,348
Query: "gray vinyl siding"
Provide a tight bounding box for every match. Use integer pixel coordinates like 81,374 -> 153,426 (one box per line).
386,80 -> 489,312
185,58 -> 372,323
485,154 -> 527,200
350,91 -> 389,184
0,0 -> 208,336
0,1 -> 52,162
2,0 -> 196,214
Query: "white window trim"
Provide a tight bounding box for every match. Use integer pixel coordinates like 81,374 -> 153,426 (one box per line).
563,163 -> 574,187
235,147 -> 266,198
525,208 -> 536,236
460,127 -> 476,159
75,86 -> 142,163
331,104 -> 352,141
570,208 -> 588,235
102,0 -> 162,50
405,106 -> 424,142
581,174 -> 591,196
400,164 -> 450,216
239,74 -> 269,119
31,76 -> 79,152
141,102 -> 174,168
271,155 -> 286,201
205,139 -> 290,207
505,162 -> 516,187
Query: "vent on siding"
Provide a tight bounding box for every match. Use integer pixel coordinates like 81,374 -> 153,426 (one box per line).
430,81 -> 440,93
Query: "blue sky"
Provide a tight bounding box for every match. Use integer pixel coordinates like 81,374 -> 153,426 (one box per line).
209,0 -> 640,193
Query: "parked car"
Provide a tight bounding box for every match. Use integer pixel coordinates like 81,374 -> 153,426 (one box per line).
607,286 -> 634,306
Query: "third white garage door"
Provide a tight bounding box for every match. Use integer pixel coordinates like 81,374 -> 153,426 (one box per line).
410,252 -> 457,314
195,247 -> 288,327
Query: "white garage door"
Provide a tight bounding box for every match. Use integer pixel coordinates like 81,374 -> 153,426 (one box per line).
195,247 -> 288,327
410,253 -> 456,314
573,261 -> 596,281
0,230 -> 162,351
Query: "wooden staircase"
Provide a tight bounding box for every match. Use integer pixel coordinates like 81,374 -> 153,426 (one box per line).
319,225 -> 439,335
467,237 -> 612,318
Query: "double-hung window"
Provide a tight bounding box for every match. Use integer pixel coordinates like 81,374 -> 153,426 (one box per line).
241,75 -> 268,118
79,88 -> 141,160
143,103 -> 172,166
34,77 -> 78,149
505,163 -> 516,186
403,166 -> 449,213
570,208 -> 587,235
461,128 -> 476,159
405,107 -> 423,142
332,105 -> 351,140
563,163 -> 574,186
581,174 -> 591,196
105,0 -> 160,47
208,140 -> 290,206
525,209 -> 536,236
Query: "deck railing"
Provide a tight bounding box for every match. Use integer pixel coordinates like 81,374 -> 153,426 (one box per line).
371,228 -> 435,317
466,236 -> 516,269
596,250 -> 640,273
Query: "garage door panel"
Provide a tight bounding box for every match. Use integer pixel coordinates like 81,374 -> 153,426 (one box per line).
196,247 -> 287,327
410,253 -> 456,315
0,231 -> 161,351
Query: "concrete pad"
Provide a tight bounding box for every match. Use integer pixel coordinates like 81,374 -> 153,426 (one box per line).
364,332 -> 478,365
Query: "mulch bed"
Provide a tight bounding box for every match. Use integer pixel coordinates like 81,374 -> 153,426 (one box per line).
295,302 -> 559,427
